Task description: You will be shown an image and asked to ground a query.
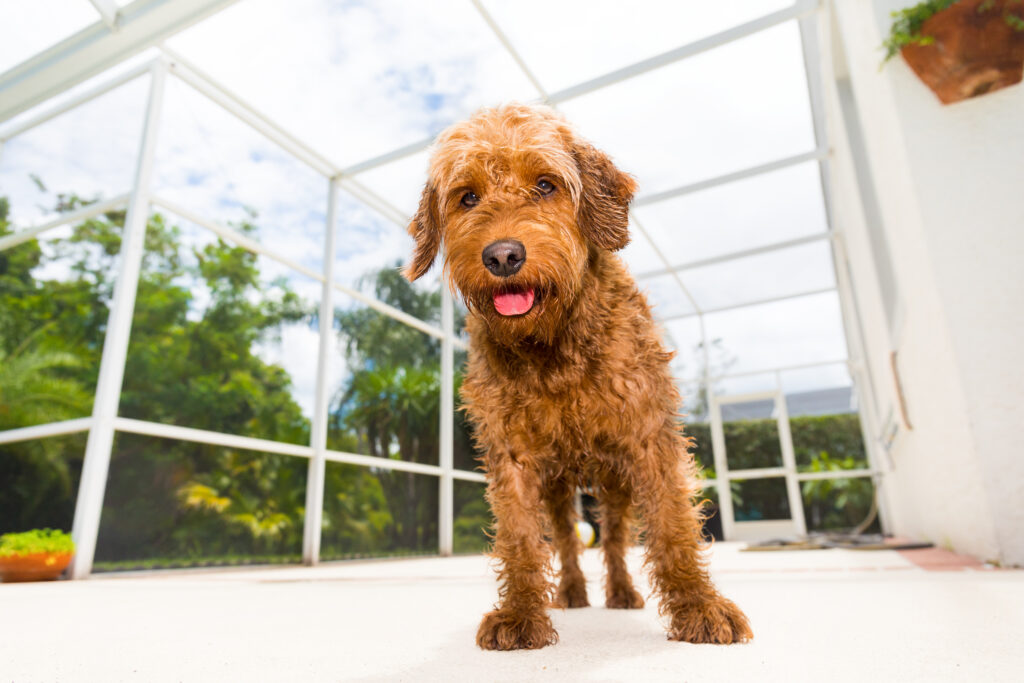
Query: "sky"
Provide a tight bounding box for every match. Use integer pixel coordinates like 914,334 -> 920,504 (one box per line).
0,0 -> 853,422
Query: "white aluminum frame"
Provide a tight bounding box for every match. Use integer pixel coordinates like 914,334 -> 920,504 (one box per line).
0,193 -> 130,252
87,0 -> 121,30
710,389 -> 808,540
69,59 -> 167,579
302,177 -> 339,565
0,0 -> 887,573
0,0 -> 240,122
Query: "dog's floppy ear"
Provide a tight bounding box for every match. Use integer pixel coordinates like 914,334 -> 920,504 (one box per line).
571,141 -> 637,252
404,182 -> 442,281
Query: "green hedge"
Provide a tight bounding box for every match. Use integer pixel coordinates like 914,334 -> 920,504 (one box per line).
687,413 -> 877,533
687,413 -> 867,474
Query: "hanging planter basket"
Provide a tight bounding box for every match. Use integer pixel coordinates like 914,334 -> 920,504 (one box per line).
895,0 -> 1024,103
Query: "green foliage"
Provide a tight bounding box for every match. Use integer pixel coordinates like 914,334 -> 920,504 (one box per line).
0,528 -> 74,557
0,326 -> 91,523
329,264 -> 445,552
55,200 -> 317,562
687,413 -> 867,475
801,452 -> 878,532
0,197 -> 108,533
686,413 -> 874,531
322,464 -> 394,553
883,0 -> 959,61
453,482 -> 492,554
175,449 -> 307,554
0,326 -> 91,428
1,188 -> 489,566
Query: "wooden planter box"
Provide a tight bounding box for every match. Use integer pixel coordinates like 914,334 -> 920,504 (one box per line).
901,0 -> 1024,104
0,552 -> 73,583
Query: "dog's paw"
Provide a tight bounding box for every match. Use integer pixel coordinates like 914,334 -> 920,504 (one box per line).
554,578 -> 590,608
476,609 -> 559,650
605,584 -> 645,609
667,595 -> 752,644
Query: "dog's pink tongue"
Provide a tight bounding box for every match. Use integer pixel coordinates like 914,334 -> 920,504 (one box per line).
493,288 -> 535,316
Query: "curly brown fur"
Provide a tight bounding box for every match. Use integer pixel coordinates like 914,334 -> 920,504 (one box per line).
597,484 -> 644,609
406,103 -> 752,650
544,475 -> 590,609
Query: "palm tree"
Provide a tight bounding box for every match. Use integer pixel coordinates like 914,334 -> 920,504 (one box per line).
0,326 -> 91,431
0,326 -> 91,529
340,363 -> 440,550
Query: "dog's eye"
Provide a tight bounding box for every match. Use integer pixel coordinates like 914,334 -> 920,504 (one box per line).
461,191 -> 480,208
537,179 -> 556,196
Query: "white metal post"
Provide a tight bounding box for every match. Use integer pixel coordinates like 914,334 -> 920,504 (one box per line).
302,178 -> 339,565
775,376 -> 808,536
69,61 -> 166,579
438,285 -> 455,556
802,1 -> 891,535
708,396 -> 735,541
834,235 -> 894,535
696,314 -> 731,539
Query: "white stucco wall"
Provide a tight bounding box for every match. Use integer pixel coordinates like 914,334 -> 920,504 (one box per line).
830,0 -> 1023,565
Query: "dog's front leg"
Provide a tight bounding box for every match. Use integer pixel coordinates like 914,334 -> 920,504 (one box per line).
639,430 -> 753,644
476,458 -> 558,650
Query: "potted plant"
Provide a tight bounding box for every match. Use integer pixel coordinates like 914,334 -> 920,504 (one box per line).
884,0 -> 1024,103
0,529 -> 75,583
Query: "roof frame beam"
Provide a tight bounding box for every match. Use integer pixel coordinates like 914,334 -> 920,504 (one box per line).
0,60 -> 152,142
88,0 -> 121,30
341,0 -> 820,176
632,147 -> 828,209
469,0 -> 549,101
677,357 -> 850,387
660,285 -> 837,323
0,0 -> 240,123
636,231 -> 833,281
162,46 -> 338,177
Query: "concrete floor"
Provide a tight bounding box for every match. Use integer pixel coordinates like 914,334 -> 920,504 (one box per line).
2,543 -> 1022,682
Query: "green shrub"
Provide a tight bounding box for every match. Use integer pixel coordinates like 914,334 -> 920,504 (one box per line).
883,0 -> 959,61
686,413 -> 867,476
0,528 -> 75,557
685,413 -> 874,532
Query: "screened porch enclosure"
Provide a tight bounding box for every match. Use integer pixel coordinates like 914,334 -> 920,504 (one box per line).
0,0 -> 886,579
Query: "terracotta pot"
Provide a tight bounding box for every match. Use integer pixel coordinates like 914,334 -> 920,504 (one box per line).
0,552 -> 73,583
901,0 -> 1024,104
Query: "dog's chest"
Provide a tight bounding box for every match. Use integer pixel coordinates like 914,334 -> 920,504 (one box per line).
467,350 -> 659,456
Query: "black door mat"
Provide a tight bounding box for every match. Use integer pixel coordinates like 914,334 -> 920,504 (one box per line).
741,534 -> 934,552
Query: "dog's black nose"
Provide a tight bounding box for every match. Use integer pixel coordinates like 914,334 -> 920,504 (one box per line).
482,240 -> 526,277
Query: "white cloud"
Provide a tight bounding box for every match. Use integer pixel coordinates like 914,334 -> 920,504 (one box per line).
165,0 -> 541,167
559,21 -> 817,196
0,76 -> 148,225
480,0 -> 794,94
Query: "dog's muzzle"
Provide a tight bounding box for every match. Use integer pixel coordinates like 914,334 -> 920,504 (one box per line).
482,239 -> 526,278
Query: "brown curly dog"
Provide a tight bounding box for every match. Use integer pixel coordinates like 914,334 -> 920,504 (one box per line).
404,103 -> 752,650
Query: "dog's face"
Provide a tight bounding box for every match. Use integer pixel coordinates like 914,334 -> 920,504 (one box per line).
404,104 -> 637,342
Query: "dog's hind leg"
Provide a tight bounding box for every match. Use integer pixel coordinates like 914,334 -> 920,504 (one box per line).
637,428 -> 752,644
597,484 -> 645,609
543,476 -> 590,608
